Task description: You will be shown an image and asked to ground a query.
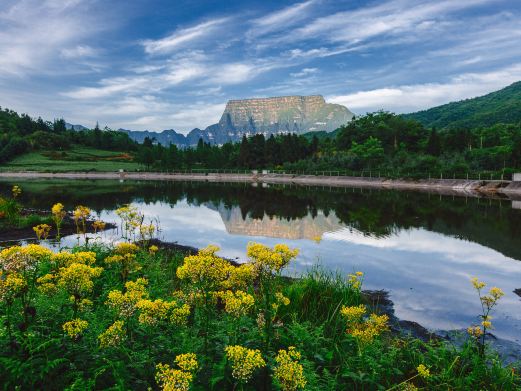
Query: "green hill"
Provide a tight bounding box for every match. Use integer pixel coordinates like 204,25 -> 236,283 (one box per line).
404,81 -> 521,129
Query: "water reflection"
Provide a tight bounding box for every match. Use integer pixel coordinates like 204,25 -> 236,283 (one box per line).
1,179 -> 520,342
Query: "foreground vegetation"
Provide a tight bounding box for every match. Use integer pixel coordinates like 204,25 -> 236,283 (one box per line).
0,194 -> 519,389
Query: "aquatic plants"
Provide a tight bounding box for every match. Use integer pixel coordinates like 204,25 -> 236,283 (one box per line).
0,205 -> 519,390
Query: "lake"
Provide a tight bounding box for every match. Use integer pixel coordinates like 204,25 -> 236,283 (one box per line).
1,178 -> 520,343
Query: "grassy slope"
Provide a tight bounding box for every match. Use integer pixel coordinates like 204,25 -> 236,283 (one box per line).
0,146 -> 144,172
404,81 -> 521,129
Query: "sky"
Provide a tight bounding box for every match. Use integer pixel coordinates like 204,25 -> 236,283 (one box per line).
1,0 -> 521,133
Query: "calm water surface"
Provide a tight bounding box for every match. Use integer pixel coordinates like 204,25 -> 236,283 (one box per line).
1,179 -> 520,343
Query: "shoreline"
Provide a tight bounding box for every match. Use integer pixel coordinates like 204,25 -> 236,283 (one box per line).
1,171 -> 521,199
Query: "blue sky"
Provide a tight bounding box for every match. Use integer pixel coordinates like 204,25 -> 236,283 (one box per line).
1,0 -> 521,133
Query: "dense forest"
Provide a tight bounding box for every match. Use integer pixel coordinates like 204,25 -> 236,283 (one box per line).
1,103 -> 521,176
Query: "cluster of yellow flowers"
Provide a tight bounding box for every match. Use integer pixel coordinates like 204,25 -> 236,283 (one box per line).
149,245 -> 159,254
57,263 -> 103,299
136,298 -> 191,326
156,353 -> 198,391
417,364 -> 431,378
274,347 -> 307,391
62,318 -> 88,339
0,271 -> 27,302
106,278 -> 149,318
247,242 -> 299,273
176,245 -> 232,288
51,251 -> 97,268
225,345 -> 266,383
341,304 -> 389,347
216,290 -> 255,318
347,271 -> 364,290
33,224 -> 51,240
98,320 -> 126,348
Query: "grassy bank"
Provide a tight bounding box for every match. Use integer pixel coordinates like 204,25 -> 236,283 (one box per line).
0,204 -> 519,390
0,147 -> 143,172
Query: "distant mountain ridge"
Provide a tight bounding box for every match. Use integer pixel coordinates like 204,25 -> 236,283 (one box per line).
404,81 -> 521,129
119,95 -> 353,147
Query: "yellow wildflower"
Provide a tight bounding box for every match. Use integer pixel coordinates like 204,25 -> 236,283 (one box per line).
149,245 -> 159,254
106,278 -> 149,318
489,287 -> 504,300
340,304 -> 366,321
217,290 -> 255,318
155,364 -> 193,391
114,242 -> 140,255
98,320 -> 126,348
73,205 -> 90,234
176,245 -> 233,289
12,185 -> 22,198
225,345 -> 266,383
92,220 -> 106,233
471,277 -> 486,290
467,326 -> 484,338
274,347 -> 306,391
175,353 -> 199,372
135,298 -> 191,326
33,224 -> 51,240
57,263 -> 103,297
247,242 -> 299,273
62,318 -> 88,339
222,263 -> 256,290
417,364 -> 431,378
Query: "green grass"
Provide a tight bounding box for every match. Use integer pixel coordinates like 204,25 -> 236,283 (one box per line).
0,147 -> 144,172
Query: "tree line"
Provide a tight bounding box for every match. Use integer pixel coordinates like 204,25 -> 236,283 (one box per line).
2,105 -> 521,175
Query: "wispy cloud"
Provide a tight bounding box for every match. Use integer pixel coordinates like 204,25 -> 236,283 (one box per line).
248,0 -> 317,38
142,18 -> 228,55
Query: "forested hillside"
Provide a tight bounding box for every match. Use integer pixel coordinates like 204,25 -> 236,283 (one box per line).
404,81 -> 521,129
0,107 -> 137,163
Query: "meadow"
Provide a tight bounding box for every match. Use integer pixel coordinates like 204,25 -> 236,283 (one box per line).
0,147 -> 143,172
0,189 -> 519,390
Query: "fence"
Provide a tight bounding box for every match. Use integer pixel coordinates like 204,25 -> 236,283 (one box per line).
121,168 -> 513,181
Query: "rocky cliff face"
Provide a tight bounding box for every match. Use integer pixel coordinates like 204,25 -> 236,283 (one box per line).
121,95 -> 353,146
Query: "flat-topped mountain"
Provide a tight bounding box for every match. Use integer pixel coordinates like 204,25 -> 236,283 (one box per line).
120,95 -> 353,146
219,95 -> 352,134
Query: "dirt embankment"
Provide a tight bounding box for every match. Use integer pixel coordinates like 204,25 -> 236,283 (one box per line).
1,171 -> 521,199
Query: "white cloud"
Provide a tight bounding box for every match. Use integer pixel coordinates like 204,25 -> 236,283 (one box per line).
290,67 -> 319,78
0,0 -> 106,76
328,64 -> 521,114
142,18 -> 228,55
248,0 -> 317,38
60,45 -> 97,59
